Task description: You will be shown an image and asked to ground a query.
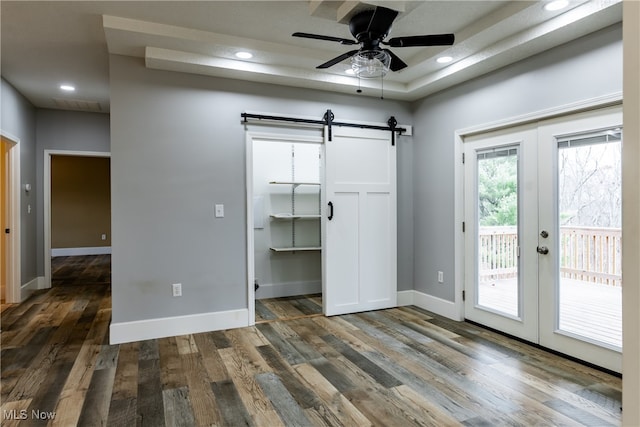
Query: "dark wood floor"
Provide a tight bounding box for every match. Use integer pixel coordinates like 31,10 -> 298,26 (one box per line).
51,254 -> 111,287
1,256 -> 622,426
256,294 -> 323,323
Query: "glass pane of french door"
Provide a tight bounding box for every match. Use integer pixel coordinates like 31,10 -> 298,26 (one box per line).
556,129 -> 622,349
476,147 -> 519,317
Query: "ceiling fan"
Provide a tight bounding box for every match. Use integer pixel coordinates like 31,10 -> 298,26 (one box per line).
292,6 -> 455,77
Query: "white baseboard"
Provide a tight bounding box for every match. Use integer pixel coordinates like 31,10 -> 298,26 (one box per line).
402,290 -> 463,321
109,308 -> 249,345
256,280 -> 321,299
52,246 -> 112,257
20,276 -> 46,301
396,290 -> 414,306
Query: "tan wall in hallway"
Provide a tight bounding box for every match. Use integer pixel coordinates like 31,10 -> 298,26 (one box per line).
1,139 -> 8,301
51,155 -> 111,248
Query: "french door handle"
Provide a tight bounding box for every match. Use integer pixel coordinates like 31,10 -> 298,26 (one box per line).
537,246 -> 549,255
328,201 -> 334,220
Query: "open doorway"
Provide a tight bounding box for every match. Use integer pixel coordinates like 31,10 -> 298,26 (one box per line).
44,150 -> 111,289
251,137 -> 323,323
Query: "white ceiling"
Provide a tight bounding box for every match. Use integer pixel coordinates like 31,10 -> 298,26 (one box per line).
0,0 -> 622,113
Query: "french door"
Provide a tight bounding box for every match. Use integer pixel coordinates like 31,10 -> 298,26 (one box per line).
323,126 -> 397,316
464,106 -> 622,372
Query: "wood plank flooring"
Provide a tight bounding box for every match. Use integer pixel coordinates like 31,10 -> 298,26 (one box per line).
255,294 -> 323,323
1,256 -> 622,426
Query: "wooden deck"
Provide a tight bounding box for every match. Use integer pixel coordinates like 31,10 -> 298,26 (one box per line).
478,278 -> 622,348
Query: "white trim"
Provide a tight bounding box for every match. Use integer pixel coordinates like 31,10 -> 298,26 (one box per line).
622,1 -> 640,420
20,276 -> 45,301
245,132 -> 256,326
394,290 -> 462,319
411,289 -> 463,320
453,128 -> 465,322
51,246 -> 112,257
457,92 -> 622,137
396,290 -> 414,306
109,308 -> 249,344
1,132 -> 21,303
453,93 -> 623,324
255,280 -> 322,300
44,150 -> 111,289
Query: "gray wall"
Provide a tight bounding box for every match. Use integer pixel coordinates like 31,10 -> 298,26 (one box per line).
109,54 -> 413,323
1,78 -> 37,285
35,110 -> 110,274
411,24 -> 623,301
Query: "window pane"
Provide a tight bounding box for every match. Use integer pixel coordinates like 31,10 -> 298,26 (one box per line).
477,147 -> 519,317
557,129 -> 622,349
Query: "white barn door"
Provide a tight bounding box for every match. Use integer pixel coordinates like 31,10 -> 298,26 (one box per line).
323,126 -> 397,316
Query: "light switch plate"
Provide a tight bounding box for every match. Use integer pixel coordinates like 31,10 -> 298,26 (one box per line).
215,204 -> 224,218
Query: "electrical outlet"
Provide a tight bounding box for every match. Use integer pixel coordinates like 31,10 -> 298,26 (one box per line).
101,234 -> 107,241
438,271 -> 444,283
172,283 -> 182,297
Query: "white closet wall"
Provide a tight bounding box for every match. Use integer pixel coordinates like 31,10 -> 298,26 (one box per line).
253,141 -> 322,298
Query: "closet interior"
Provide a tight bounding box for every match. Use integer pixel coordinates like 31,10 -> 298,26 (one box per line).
252,140 -> 323,301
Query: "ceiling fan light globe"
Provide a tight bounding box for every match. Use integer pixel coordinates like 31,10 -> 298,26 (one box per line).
351,50 -> 391,78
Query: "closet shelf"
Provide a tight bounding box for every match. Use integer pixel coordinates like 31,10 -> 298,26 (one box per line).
269,246 -> 322,252
270,213 -> 321,220
269,181 -> 320,186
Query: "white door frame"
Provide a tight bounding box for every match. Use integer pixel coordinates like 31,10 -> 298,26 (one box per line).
1,132 -> 21,303
245,131 -> 324,326
44,149 -> 111,288
454,93 -> 623,320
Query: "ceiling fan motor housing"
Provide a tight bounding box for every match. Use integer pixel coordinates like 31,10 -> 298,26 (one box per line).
349,9 -> 390,50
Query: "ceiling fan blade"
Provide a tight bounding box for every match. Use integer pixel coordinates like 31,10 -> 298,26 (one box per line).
316,50 -> 360,69
383,49 -> 408,72
292,32 -> 357,45
366,6 -> 399,36
386,34 -> 455,47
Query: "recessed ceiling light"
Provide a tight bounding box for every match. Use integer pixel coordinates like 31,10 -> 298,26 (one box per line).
235,51 -> 253,59
60,84 -> 75,92
544,0 -> 569,11
437,56 -> 453,64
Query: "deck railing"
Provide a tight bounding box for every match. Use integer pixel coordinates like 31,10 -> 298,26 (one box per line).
479,226 -> 622,286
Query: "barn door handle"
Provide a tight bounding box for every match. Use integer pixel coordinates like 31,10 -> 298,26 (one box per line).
328,202 -> 334,220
